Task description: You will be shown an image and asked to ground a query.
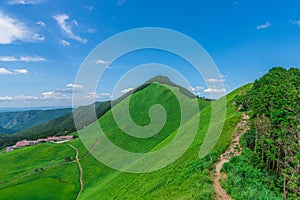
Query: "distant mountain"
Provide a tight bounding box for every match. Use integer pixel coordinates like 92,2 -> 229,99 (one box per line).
0,106 -> 71,113
16,101 -> 112,139
0,125 -> 15,134
0,108 -> 72,134
0,76 -> 208,147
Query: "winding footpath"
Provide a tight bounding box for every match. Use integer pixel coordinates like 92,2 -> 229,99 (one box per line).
69,144 -> 84,200
214,113 -> 249,200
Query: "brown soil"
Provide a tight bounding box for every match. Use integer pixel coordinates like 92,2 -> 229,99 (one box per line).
214,113 -> 249,200
69,144 -> 84,200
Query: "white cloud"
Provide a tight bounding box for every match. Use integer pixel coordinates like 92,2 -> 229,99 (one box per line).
59,39 -> 70,46
20,56 -> 46,62
53,13 -> 87,43
290,20 -> 300,26
0,56 -> 17,62
7,0 -> 43,5
256,21 -> 271,30
42,84 -> 85,100
88,28 -> 97,33
0,10 -> 44,44
36,21 -> 46,27
0,55 -> 46,62
0,95 -> 37,101
42,90 -> 70,100
13,69 -> 28,74
66,83 -> 83,89
0,96 -> 12,100
0,67 -> 29,74
0,67 -> 13,74
84,92 -> 111,100
203,88 -> 226,93
120,87 -> 134,94
188,86 -> 204,92
94,59 -> 110,65
206,78 -> 225,83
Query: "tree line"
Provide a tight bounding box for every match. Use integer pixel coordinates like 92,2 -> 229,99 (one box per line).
237,67 -> 300,199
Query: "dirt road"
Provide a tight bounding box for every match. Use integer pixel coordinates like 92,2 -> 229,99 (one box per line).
214,113 -> 249,200
69,144 -> 83,200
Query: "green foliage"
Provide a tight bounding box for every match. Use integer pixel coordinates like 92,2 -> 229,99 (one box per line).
222,147 -> 282,200
236,67 -> 300,199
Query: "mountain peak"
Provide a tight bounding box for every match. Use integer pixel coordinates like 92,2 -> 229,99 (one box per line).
145,75 -> 173,85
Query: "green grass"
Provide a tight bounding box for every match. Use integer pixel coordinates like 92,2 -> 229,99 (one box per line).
0,82 -> 251,199
76,83 -> 250,199
0,142 -> 79,200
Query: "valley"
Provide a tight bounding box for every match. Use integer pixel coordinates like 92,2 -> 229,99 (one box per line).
0,68 -> 299,199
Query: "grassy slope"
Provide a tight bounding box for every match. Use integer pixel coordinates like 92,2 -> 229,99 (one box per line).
77,83 -> 252,200
0,83 -> 250,200
0,141 -> 81,200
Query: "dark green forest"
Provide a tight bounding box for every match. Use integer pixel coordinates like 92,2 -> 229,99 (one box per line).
235,67 -> 300,199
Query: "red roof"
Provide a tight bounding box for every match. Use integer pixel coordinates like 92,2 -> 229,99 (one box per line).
15,136 -> 73,147
16,140 -> 30,147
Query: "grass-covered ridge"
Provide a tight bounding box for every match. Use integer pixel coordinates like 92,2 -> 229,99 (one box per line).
0,80 -> 250,199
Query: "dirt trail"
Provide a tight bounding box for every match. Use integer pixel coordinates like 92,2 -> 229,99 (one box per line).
214,113 -> 249,200
81,139 -> 100,160
69,144 -> 83,200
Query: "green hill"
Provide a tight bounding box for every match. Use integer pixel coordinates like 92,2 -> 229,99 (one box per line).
0,76 -> 208,149
0,78 -> 246,200
0,108 -> 72,134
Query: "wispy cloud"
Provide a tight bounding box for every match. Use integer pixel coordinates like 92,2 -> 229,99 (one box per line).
0,95 -> 37,101
42,91 -> 70,100
0,56 -> 17,62
203,88 -> 226,93
0,10 -> 44,44
20,56 -> 46,62
256,21 -> 271,30
0,55 -> 46,62
58,39 -> 70,46
120,87 -> 134,94
53,13 -> 87,43
290,20 -> 300,26
94,59 -> 110,65
36,21 -> 46,27
84,92 -> 111,100
83,5 -> 94,13
66,83 -> 83,89
206,78 -> 225,83
188,86 -> 204,92
13,69 -> 28,74
42,83 -> 85,100
116,0 -> 127,6
7,0 -> 44,5
0,67 -> 28,75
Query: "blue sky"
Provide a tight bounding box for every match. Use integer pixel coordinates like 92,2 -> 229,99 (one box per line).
0,0 -> 300,107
